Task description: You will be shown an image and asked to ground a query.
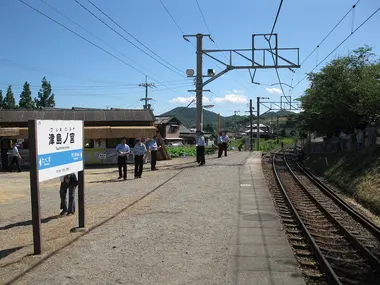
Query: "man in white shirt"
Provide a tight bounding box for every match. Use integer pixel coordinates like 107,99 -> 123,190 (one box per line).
116,137 -> 130,180
196,131 -> 206,166
148,136 -> 161,171
217,131 -> 223,158
9,143 -> 22,172
133,138 -> 147,178
222,133 -> 229,157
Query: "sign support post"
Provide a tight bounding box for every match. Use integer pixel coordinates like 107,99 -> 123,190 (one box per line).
28,119 -> 85,252
78,170 -> 85,228
28,120 -> 42,255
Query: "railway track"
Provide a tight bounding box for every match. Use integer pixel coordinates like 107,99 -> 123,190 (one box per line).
272,151 -> 380,285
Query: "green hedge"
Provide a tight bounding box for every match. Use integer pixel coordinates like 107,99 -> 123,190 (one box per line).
167,146 -> 216,158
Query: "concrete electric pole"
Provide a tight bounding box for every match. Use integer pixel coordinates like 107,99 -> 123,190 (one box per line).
139,76 -> 155,109
249,100 -> 253,151
234,110 -> 240,138
257,97 -> 269,151
183,32 -> 300,137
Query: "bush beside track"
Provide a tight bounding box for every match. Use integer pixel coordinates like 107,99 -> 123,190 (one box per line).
303,146 -> 380,216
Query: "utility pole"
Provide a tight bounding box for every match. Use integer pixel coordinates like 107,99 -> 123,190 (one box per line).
183,32 -> 300,132
139,76 -> 155,109
217,113 -> 221,135
196,34 -> 204,133
257,97 -> 269,151
234,110 -> 240,138
249,99 -> 253,151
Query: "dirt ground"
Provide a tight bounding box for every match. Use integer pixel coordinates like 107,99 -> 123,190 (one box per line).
0,156 -> 201,268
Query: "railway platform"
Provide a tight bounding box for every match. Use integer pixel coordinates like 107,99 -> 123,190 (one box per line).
1,152 -> 304,285
227,153 -> 305,285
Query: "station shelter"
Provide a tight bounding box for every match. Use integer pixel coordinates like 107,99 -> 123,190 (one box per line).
0,108 -> 157,170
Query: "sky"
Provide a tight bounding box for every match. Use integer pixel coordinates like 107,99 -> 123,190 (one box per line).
0,0 -> 379,116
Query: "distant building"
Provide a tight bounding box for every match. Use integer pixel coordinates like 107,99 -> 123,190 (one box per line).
0,108 -> 157,170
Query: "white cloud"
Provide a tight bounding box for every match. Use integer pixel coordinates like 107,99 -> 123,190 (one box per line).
213,94 -> 248,104
265,87 -> 282,94
169,96 -> 210,104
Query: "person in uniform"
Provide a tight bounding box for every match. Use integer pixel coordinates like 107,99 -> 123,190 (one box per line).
116,137 -> 130,180
59,172 -> 78,215
148,136 -> 161,171
217,131 -> 223,158
222,132 -> 229,157
196,131 -> 206,166
9,143 -> 22,172
133,138 -> 147,179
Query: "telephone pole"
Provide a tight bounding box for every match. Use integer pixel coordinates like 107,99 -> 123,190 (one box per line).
234,110 -> 240,138
183,33 -> 300,133
196,34 -> 203,133
249,100 -> 253,151
139,76 -> 155,109
257,97 -> 269,151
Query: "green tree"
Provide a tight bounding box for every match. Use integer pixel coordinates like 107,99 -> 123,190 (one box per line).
35,77 -> 55,108
19,81 -> 35,109
298,46 -> 379,135
0,90 -> 3,109
3,85 -> 17,109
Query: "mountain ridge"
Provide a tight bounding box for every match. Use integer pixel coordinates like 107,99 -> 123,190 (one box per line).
160,107 -> 295,128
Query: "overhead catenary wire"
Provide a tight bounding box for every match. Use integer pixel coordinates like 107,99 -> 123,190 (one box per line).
292,6 -> 380,90
86,0 -> 185,76
300,0 -> 361,67
39,0 -> 172,83
15,0 -> 185,96
265,0 -> 287,102
289,0 -> 362,94
193,0 -> 255,92
73,0 -> 184,78
159,0 -> 185,35
268,0 -> 283,41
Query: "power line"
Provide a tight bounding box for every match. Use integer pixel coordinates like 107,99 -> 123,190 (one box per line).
300,0 -> 361,66
289,0 -> 362,94
15,0 -> 184,96
85,0 -> 185,76
17,0 -> 146,76
193,0 -> 255,92
39,0 -> 170,83
195,0 -> 212,34
292,6 -> 380,89
159,0 -> 185,35
268,0 -> 283,40
266,0 -> 286,99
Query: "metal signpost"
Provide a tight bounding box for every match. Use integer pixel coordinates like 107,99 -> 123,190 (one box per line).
28,120 -> 84,255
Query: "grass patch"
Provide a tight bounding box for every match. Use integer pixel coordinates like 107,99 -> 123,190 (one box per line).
167,146 -> 216,158
304,147 -> 380,215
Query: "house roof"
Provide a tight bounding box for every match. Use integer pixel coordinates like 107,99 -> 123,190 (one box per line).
155,116 -> 182,125
0,109 -> 155,123
179,124 -> 194,134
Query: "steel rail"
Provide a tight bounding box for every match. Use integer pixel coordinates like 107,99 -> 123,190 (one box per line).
296,162 -> 380,240
282,155 -> 380,271
272,153 -> 342,285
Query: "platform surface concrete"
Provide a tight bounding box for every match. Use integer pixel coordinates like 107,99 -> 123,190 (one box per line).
1,152 -> 304,285
227,154 -> 305,285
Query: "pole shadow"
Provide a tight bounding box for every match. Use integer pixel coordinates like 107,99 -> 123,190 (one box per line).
0,215 -> 62,231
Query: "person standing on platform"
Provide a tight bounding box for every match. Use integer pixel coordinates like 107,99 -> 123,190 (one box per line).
222,132 -> 229,157
9,143 -> 22,172
59,173 -> 78,215
116,137 -> 130,180
217,131 -> 223,158
133,138 -> 146,179
149,136 -> 161,171
196,131 -> 206,166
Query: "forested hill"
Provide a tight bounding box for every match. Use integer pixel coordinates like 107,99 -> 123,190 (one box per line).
160,107 -> 294,128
